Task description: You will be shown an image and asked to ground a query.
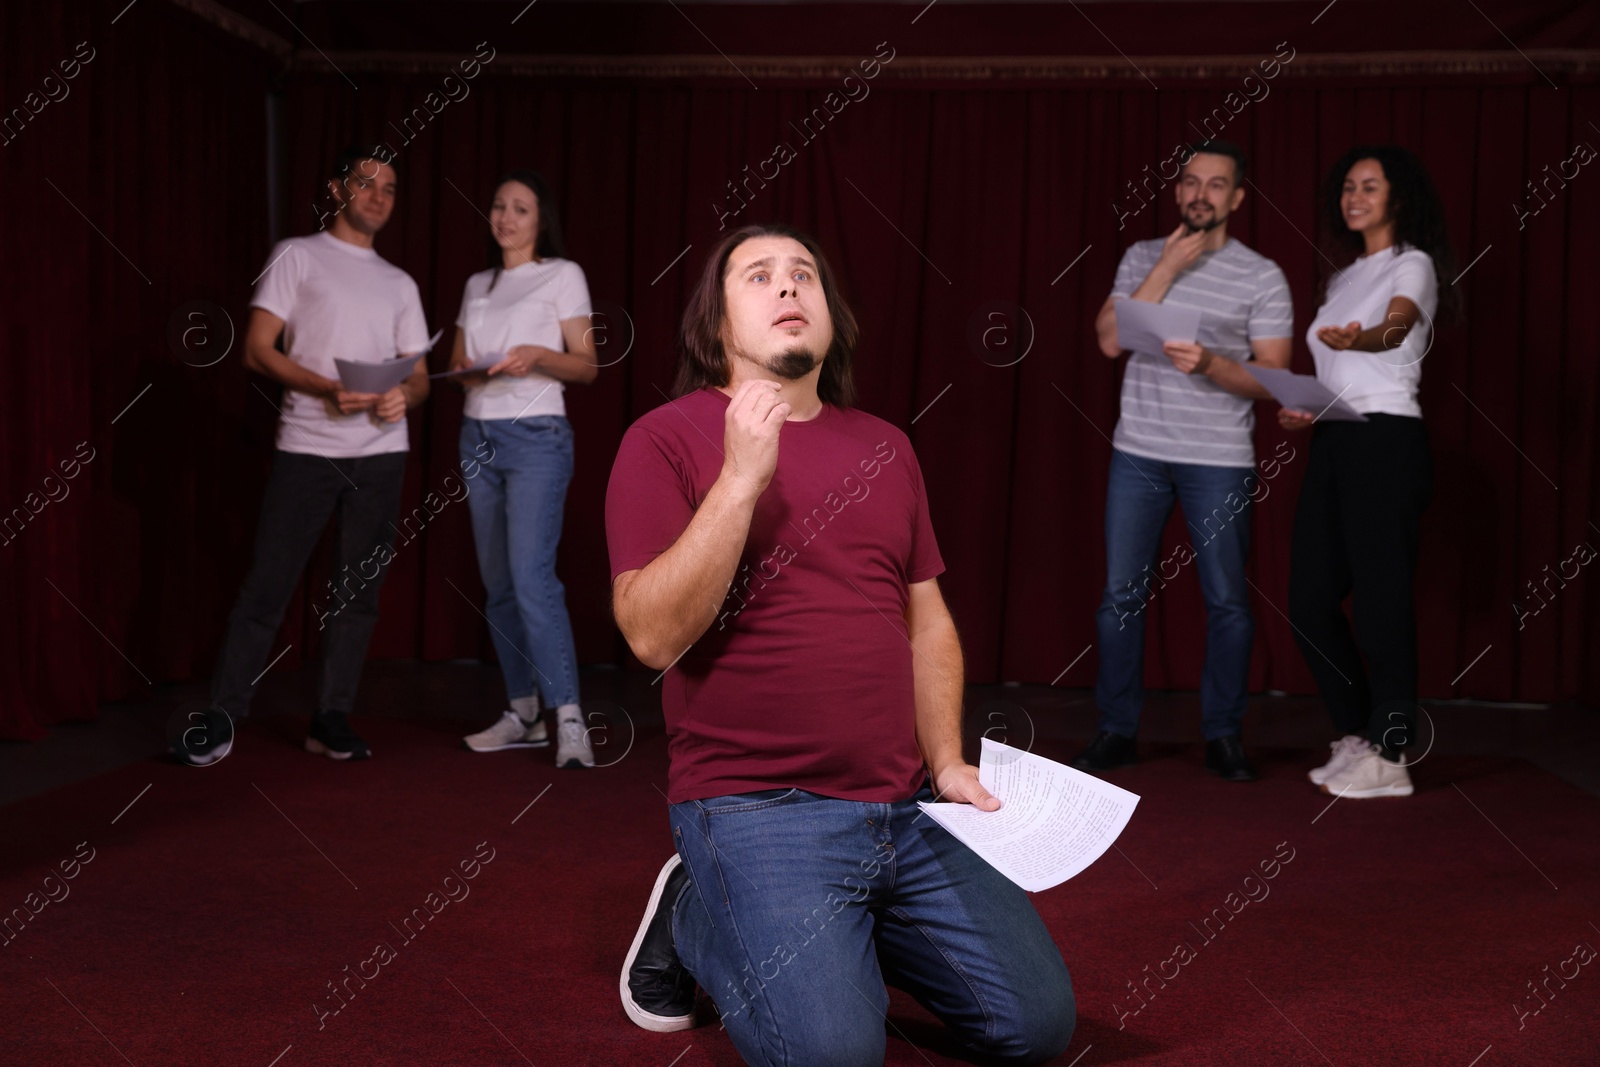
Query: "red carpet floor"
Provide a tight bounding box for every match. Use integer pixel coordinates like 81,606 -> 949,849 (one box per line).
3,714 -> 1597,1066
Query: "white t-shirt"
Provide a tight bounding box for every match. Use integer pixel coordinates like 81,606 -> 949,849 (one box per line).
1307,245 -> 1437,418
456,258 -> 592,421
250,231 -> 430,457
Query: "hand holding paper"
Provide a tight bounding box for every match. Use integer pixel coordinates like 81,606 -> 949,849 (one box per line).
918,738 -> 1140,893
334,352 -> 424,394
333,328 -> 442,393
430,353 -> 501,380
1243,365 -> 1367,422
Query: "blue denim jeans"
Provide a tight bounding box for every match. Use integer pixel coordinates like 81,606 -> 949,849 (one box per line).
669,786 -> 1075,1066
459,416 -> 579,708
1095,449 -> 1255,740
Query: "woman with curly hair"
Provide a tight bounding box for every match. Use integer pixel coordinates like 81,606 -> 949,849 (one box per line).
1280,145 -> 1457,799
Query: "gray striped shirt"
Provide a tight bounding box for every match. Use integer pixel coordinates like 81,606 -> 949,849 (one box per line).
1109,237 -> 1293,468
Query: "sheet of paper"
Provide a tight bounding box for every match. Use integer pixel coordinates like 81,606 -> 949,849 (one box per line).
918,738 -> 1140,893
429,353 -> 501,380
334,352 -> 423,393
1114,298 -> 1202,356
1244,365 -> 1368,422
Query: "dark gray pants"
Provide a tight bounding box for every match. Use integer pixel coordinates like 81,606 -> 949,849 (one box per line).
210,449 -> 407,716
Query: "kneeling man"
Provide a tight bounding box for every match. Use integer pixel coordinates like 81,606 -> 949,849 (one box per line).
607,223 -> 1075,1066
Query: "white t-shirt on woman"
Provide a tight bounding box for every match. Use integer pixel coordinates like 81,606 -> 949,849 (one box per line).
456,258 -> 592,421
1306,244 -> 1437,418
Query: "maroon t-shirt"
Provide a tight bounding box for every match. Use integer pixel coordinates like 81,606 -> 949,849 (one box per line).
605,386 -> 945,803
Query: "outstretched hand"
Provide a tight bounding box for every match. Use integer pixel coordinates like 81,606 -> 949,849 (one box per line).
1316,321 -> 1363,351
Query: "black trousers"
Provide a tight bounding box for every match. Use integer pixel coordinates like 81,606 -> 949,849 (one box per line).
210,449 -> 407,716
1287,415 -> 1432,749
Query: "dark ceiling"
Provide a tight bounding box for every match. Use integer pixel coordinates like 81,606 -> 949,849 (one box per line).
194,0 -> 1600,58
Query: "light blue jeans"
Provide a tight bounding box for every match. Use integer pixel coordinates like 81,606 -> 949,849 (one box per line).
669,785 -> 1075,1066
460,416 -> 579,708
1095,449 -> 1255,740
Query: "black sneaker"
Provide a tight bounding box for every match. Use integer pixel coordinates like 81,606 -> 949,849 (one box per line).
171,705 -> 235,767
620,855 -> 698,1032
305,709 -> 370,761
1204,735 -> 1259,782
1070,730 -> 1138,771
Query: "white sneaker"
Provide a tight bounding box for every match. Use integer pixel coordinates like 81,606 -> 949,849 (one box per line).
555,717 -> 595,769
1320,746 -> 1413,798
463,711 -> 549,753
1308,734 -> 1371,786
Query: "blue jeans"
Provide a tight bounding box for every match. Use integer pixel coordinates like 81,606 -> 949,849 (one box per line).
460,416 -> 579,708
1095,449 -> 1255,740
669,786 -> 1075,1066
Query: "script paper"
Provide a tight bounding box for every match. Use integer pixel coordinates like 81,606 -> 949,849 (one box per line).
1244,365 -> 1368,422
334,352 -> 423,393
1114,298 -> 1202,356
430,354 -> 501,380
917,739 -> 1139,893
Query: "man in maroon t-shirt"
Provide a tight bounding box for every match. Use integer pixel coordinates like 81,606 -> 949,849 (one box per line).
612,224 -> 1074,1065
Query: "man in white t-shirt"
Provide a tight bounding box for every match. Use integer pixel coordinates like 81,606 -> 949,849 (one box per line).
177,145 -> 431,765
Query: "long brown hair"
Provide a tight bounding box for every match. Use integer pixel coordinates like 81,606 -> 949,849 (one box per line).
672,223 -> 858,408
486,170 -> 566,293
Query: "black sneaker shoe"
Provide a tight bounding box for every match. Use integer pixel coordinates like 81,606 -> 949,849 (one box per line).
620,855 -> 698,1032
1070,730 -> 1137,771
1204,735 -> 1259,782
171,704 -> 235,767
305,709 -> 370,761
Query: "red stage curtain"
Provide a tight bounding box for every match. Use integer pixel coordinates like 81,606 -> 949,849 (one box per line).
0,0 -> 277,738
3,0 -> 1596,739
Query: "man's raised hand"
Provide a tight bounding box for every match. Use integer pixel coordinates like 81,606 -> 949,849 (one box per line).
722,380 -> 790,498
1155,223 -> 1207,277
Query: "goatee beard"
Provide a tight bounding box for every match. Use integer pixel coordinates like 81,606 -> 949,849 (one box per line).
768,348 -> 819,381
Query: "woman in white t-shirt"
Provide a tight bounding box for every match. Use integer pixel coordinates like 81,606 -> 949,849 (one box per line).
1278,145 -> 1458,801
450,170 -> 600,768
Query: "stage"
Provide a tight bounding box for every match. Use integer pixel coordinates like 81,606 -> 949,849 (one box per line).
3,665 -> 1596,1065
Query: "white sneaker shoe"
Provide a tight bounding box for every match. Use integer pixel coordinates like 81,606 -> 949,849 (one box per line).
1320,746 -> 1413,798
555,717 -> 595,769
1309,734 -> 1371,786
463,711 -> 549,752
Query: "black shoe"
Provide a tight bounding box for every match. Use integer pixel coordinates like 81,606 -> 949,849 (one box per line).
305,709 -> 370,761
620,855 -> 698,1032
1070,730 -> 1138,771
1204,735 -> 1258,781
171,705 -> 235,767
